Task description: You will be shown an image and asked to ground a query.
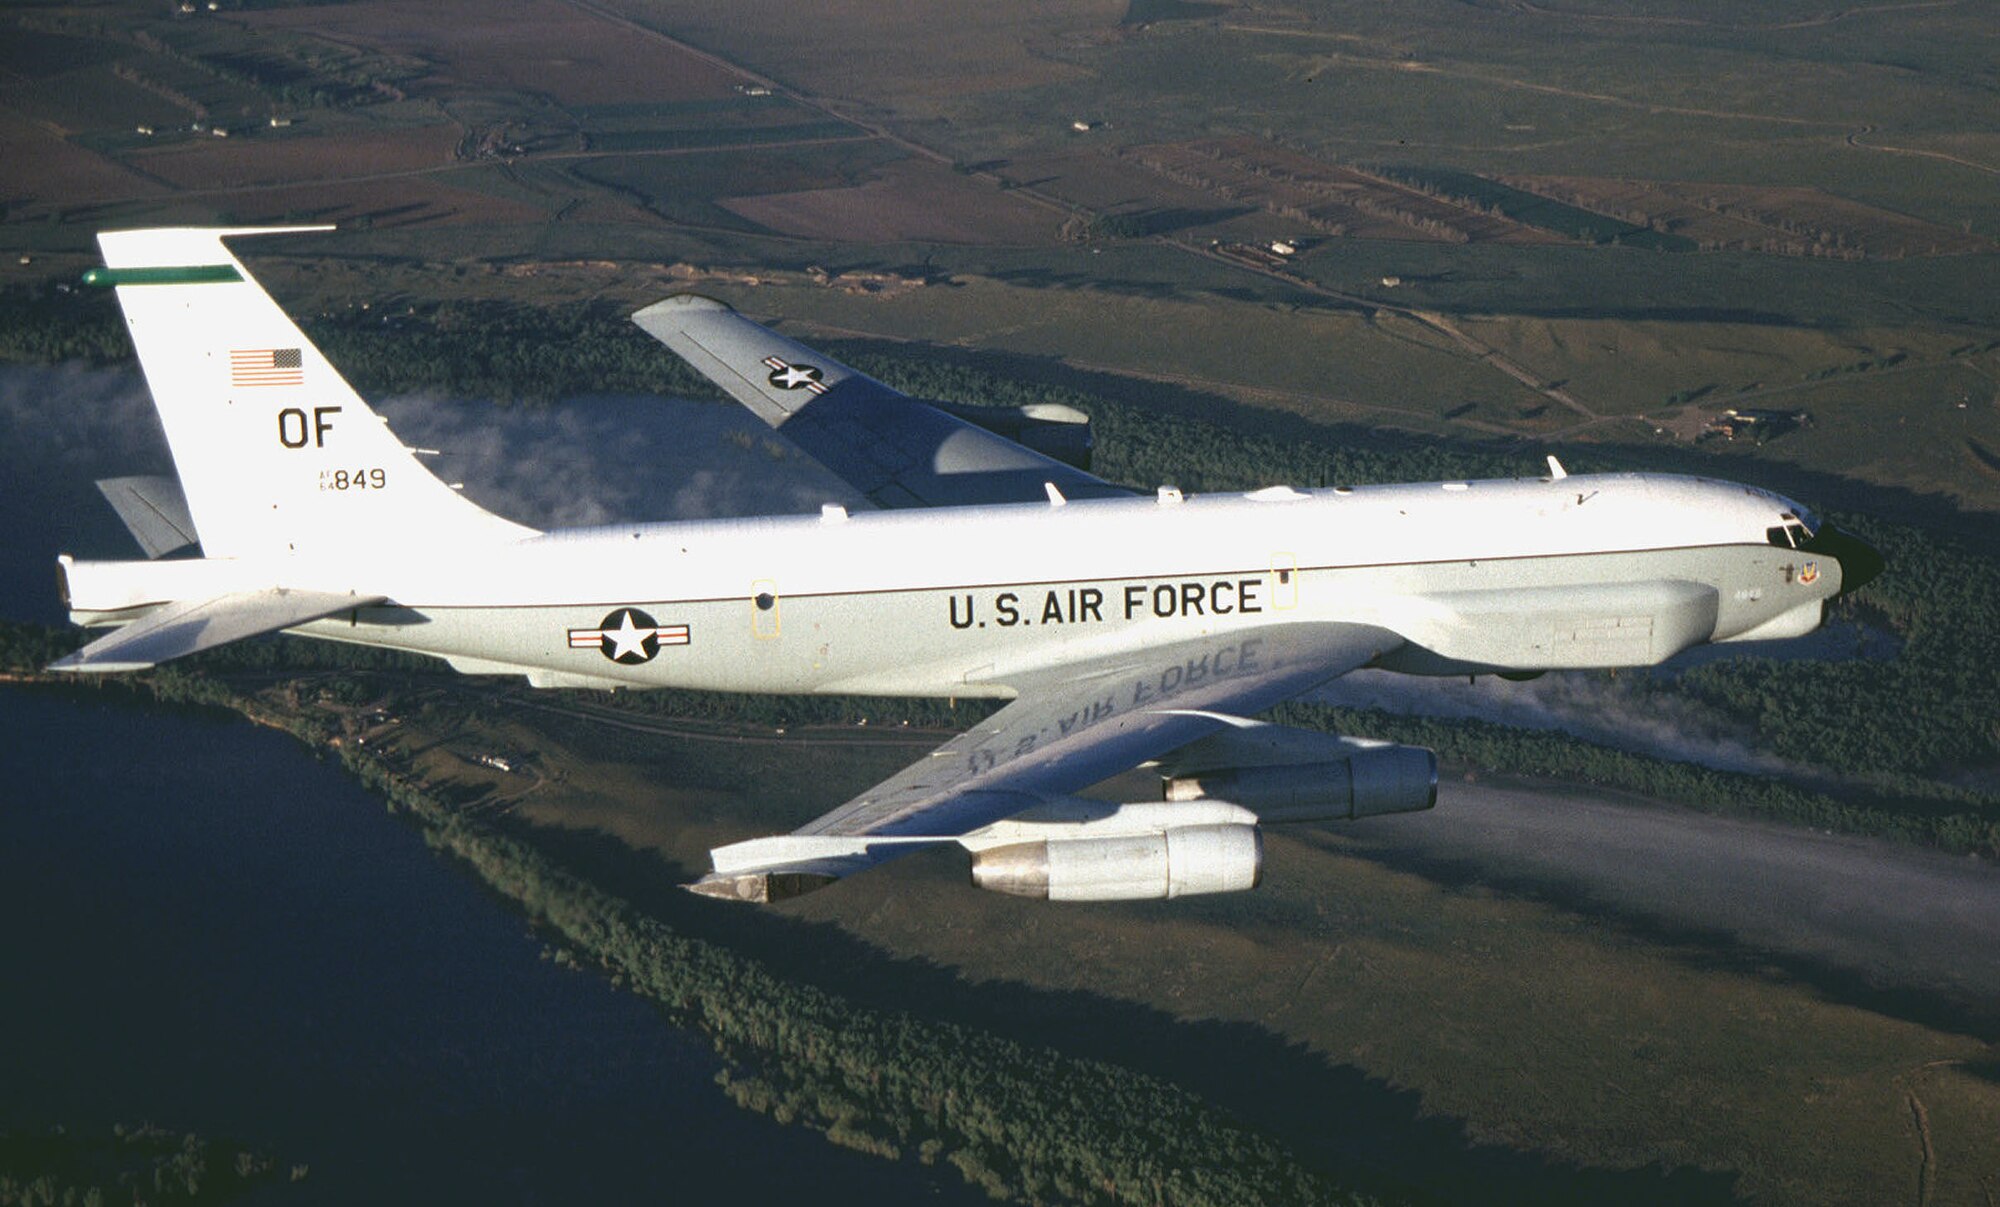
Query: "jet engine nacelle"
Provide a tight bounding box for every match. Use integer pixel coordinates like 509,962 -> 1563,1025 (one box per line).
971,823 -> 1261,901
1163,745 -> 1438,822
924,400 -> 1094,471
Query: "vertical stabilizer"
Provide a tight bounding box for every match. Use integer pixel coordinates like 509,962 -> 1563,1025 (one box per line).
90,227 -> 534,558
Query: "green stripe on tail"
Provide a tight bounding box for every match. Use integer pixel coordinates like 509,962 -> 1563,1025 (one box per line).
82,265 -> 244,288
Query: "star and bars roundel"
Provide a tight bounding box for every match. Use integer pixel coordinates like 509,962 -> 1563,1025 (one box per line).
763,356 -> 828,395
568,608 -> 689,665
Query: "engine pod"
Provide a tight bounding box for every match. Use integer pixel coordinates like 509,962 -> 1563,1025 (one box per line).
971,823 -> 1262,901
1164,746 -> 1437,821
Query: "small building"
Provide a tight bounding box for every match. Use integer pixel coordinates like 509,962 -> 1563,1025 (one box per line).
1702,407 -> 1809,441
268,116 -> 293,128
1071,120 -> 1099,133
1270,240 -> 1297,257
1381,275 -> 1403,288
136,124 -> 155,136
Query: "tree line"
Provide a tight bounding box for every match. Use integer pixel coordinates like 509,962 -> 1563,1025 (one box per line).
0,1122 -> 288,1207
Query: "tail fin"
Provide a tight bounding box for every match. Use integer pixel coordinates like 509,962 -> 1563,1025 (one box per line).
89,227 -> 534,558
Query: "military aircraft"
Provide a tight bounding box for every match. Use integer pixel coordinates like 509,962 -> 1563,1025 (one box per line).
53,227 -> 1882,903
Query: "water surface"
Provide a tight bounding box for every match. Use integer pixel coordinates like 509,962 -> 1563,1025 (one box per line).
0,686 -> 980,1204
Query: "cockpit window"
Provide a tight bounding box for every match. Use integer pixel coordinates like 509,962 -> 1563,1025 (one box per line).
1766,523 -> 1811,549
1779,507 -> 1821,538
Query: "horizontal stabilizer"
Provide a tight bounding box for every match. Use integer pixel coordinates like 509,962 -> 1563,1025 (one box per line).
96,475 -> 198,558
49,586 -> 383,673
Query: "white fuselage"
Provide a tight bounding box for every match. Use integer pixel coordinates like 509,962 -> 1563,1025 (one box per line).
64,471 -> 1840,697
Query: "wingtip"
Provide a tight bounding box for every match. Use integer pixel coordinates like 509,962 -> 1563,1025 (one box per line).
45,655 -> 150,674
632,294 -> 733,328
685,869 -> 839,904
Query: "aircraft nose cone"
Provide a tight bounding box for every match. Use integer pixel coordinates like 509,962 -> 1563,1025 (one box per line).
1805,525 -> 1884,596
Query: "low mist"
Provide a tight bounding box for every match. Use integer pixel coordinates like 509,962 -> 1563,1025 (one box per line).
1317,667 -> 1795,776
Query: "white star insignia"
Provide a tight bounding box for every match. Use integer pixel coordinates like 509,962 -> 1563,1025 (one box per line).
603,610 -> 653,662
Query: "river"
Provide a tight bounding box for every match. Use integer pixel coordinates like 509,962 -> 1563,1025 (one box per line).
0,685 -> 982,1203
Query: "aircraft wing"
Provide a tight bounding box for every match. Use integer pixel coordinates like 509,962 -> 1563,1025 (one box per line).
631,296 -> 1130,509
690,621 -> 1401,902
49,587 -> 384,673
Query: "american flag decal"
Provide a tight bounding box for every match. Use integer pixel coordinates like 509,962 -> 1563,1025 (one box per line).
231,347 -> 304,387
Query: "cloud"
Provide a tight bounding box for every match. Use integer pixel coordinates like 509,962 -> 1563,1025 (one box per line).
0,363 -> 172,475
0,365 -> 179,619
373,392 -> 863,528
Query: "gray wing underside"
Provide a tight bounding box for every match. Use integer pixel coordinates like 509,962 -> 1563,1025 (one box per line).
691,622 -> 1402,901
631,295 -> 1129,509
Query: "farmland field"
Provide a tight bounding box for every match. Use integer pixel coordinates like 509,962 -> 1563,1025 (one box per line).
1495,174 -> 1994,259
239,0 -> 748,106
717,158 -> 1061,245
126,122 -> 464,191
0,108 -> 165,210
1119,140 -> 1577,246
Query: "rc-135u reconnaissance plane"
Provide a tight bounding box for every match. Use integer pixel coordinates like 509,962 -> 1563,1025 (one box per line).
55,228 -> 1882,903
